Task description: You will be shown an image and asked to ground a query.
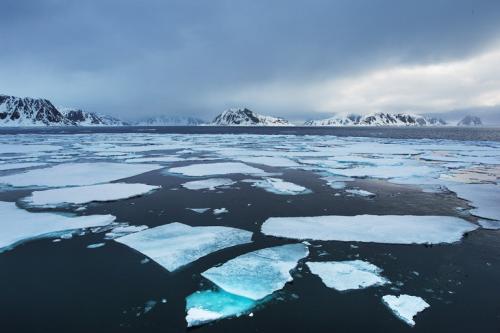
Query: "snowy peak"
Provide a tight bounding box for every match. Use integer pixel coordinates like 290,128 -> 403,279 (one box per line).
457,115 -> 482,126
212,108 -> 291,126
135,115 -> 206,126
60,108 -> 127,126
305,112 -> 447,127
0,94 -> 71,126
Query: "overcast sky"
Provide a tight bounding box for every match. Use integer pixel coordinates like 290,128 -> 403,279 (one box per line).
1,0 -> 500,122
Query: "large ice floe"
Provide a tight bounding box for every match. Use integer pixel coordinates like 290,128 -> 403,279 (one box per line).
22,183 -> 160,208
168,162 -> 265,177
181,178 -> 236,191
0,162 -> 47,171
382,294 -> 430,326
0,201 -> 115,251
306,260 -> 389,291
262,215 -> 478,244
243,178 -> 311,195
186,243 -> 309,326
114,222 -> 253,271
446,184 -> 500,221
0,163 -> 162,187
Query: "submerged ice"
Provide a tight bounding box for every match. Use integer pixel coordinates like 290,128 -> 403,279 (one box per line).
262,215 -> 478,244
114,222 -> 253,271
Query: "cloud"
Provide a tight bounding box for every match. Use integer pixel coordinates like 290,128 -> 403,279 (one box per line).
210,45 -> 500,120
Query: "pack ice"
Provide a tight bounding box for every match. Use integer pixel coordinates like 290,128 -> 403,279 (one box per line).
382,294 -> 430,326
186,243 -> 309,326
262,215 -> 478,244
168,162 -> 265,177
114,222 -> 253,271
0,201 -> 115,252
22,183 -> 160,208
307,260 -> 389,291
0,163 -> 163,187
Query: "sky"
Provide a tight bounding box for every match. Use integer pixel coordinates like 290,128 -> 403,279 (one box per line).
1,0 -> 500,123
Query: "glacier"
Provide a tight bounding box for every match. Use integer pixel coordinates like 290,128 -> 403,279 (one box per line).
114,222 -> 253,271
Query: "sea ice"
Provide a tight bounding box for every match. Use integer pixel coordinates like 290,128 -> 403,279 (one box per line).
181,178 -> 235,190
168,162 -> 265,177
0,144 -> 62,154
0,163 -> 163,187
261,215 -> 478,244
382,294 -> 430,326
244,178 -> 310,195
114,222 -> 253,271
186,289 -> 256,327
306,260 -> 389,291
0,201 -> 115,251
187,208 -> 210,214
345,189 -> 375,197
213,208 -> 228,215
201,243 -> 309,300
22,183 -> 160,208
446,184 -> 500,221
125,156 -> 184,163
0,162 -> 47,171
236,156 -> 300,167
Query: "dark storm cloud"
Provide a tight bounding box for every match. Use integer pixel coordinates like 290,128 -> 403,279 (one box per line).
1,0 -> 499,121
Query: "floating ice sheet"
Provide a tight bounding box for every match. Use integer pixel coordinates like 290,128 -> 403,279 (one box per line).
0,201 -> 115,251
168,162 -> 265,177
307,260 -> 389,291
261,215 -> 478,244
181,178 -> 235,190
446,184 -> 500,221
186,289 -> 256,327
201,243 -> 309,300
0,163 -> 163,187
382,294 -> 430,326
22,183 -> 160,208
114,222 -> 253,271
244,178 -> 310,195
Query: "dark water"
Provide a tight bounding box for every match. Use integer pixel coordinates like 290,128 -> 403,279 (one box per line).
1,160 -> 499,333
0,126 -> 500,141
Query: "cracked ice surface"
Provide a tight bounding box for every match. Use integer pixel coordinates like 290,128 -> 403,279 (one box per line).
114,222 -> 253,271
22,183 -> 160,208
382,294 -> 430,326
0,163 -> 163,187
262,215 -> 478,244
201,243 -> 309,300
307,260 -> 389,291
0,201 -> 115,251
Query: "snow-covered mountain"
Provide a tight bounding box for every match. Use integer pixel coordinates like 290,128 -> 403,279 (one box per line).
304,112 -> 447,126
60,108 -> 128,126
212,108 -> 292,126
457,115 -> 482,126
0,94 -> 126,126
0,94 -> 72,126
135,115 -> 205,126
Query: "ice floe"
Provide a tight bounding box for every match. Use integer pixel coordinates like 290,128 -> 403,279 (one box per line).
181,178 -> 235,190
446,184 -> 500,221
187,208 -> 210,214
22,183 -> 160,208
261,215 -> 478,244
306,260 -> 389,291
213,208 -> 228,215
114,222 -> 252,271
345,189 -> 375,197
0,162 -> 47,171
0,201 -> 115,251
382,294 -> 430,326
0,163 -> 163,187
168,162 -> 265,177
125,156 -> 184,163
201,243 -> 309,300
236,156 -> 300,167
243,178 -> 310,195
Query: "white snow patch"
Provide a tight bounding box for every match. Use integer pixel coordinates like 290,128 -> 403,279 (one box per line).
114,222 -> 252,271
261,215 -> 478,244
